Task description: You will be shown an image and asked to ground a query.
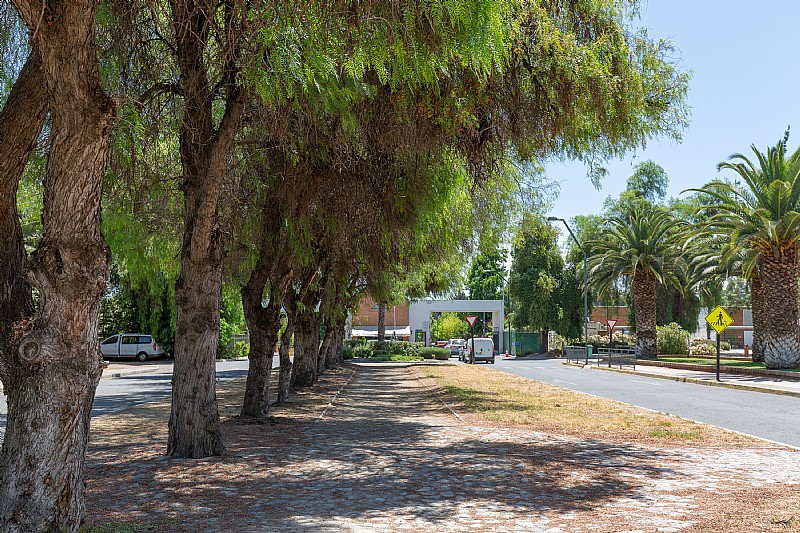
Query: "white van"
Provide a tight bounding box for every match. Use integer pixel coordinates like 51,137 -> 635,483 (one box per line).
462,337 -> 495,364
100,334 -> 166,361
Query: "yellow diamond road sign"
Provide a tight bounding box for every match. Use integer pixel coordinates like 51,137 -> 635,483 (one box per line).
705,305 -> 734,334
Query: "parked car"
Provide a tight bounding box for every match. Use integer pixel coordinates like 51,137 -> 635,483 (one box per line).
100,334 -> 165,362
433,340 -> 449,348
445,339 -> 466,357
462,337 -> 495,364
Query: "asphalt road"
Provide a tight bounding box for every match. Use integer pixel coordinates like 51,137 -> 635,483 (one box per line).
0,359 -> 253,440
3,357 -> 798,448
89,359 -> 250,416
490,357 -> 800,448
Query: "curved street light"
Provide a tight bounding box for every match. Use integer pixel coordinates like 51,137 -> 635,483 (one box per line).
547,216 -> 589,364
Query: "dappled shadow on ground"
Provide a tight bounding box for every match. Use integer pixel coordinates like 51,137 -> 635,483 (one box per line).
80,364 -> 694,531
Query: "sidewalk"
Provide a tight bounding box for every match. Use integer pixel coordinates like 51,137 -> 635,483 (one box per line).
101,361 -> 169,378
579,359 -> 800,397
81,362 -> 800,532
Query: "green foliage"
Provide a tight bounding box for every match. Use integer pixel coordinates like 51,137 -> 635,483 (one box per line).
352,340 -> 374,358
651,284 -> 701,333
509,217 -> 563,333
557,263 -> 586,340
98,266 -> 176,354
219,342 -> 250,360
385,340 -> 422,358
626,160 -> 668,203
587,207 -> 686,296
430,312 -> 469,341
689,338 -> 717,356
721,277 -> 750,307
466,249 -> 506,300
218,287 -> 245,352
342,344 -> 354,359
582,332 -> 636,349
693,136 -> 800,255
420,347 -> 450,360
657,323 -> 689,355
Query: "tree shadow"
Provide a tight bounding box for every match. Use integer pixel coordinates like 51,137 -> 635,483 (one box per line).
82,365 -> 685,531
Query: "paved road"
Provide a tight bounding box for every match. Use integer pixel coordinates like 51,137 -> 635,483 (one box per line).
491,357 -> 800,448
90,359 -> 250,416
0,359 -> 253,440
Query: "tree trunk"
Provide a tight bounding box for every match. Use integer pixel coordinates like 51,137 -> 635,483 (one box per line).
277,313 -> 293,405
326,315 -> 346,368
240,268 -> 281,419
750,271 -> 765,362
291,309 -> 320,387
0,1 -> 115,528
319,319 -> 336,373
377,302 -> 387,346
540,329 -> 549,353
0,51 -> 46,343
167,0 -> 245,458
632,268 -> 657,357
760,249 -> 800,369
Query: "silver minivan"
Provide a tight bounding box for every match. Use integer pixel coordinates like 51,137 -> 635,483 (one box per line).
100,334 -> 165,361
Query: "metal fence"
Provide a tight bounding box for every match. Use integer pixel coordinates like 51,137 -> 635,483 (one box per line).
563,345 -> 589,363
596,346 -> 637,370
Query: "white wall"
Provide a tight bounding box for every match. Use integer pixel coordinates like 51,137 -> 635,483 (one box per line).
408,299 -> 505,350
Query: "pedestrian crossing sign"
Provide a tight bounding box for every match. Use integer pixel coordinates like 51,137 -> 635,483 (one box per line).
705,305 -> 734,334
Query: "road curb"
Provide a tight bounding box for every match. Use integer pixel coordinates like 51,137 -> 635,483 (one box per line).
102,368 -> 155,379
592,365 -> 800,399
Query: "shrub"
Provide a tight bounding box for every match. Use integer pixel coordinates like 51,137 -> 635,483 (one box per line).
386,340 -> 406,355
433,350 -> 450,360
419,347 -> 449,360
352,341 -> 373,358
689,338 -> 716,356
657,323 -> 689,355
405,342 -> 422,358
231,341 -> 250,359
342,344 -> 353,359
721,341 -> 731,351
216,344 -> 233,360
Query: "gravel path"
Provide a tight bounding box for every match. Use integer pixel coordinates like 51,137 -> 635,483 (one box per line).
83,364 -> 800,532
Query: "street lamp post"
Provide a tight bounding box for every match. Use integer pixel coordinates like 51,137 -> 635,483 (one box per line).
485,269 -> 511,356
547,216 -> 589,365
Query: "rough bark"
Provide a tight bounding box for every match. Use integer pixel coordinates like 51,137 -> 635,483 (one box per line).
277,312 -> 293,405
632,268 -> 657,357
760,249 -> 800,369
240,268 -> 281,419
167,0 -> 245,458
0,50 -> 46,354
750,272 -> 765,362
0,1 -> 115,529
325,315 -> 346,368
377,302 -> 387,346
318,320 -> 336,373
291,309 -> 321,387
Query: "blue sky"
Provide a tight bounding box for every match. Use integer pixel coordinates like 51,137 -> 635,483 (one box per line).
546,0 -> 800,223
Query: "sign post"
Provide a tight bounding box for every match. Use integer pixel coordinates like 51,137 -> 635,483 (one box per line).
465,315 -> 478,364
705,306 -> 734,381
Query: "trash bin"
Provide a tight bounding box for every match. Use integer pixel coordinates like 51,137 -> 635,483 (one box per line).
586,345 -> 593,360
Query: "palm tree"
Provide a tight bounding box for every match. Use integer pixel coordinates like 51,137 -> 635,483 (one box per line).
693,136 -> 800,369
588,208 -> 685,357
